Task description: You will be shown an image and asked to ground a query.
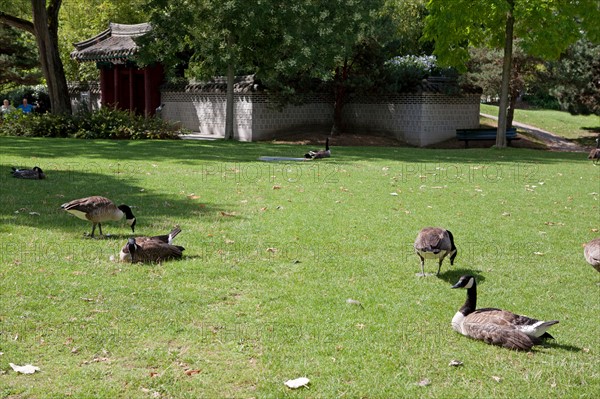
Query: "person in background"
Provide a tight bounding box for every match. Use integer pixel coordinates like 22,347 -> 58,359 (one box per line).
17,98 -> 35,114
1,99 -> 15,117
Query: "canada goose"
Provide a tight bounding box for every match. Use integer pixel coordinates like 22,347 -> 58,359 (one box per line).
584,238 -> 600,272
451,275 -> 559,351
119,226 -> 181,262
304,137 -> 331,159
61,196 -> 136,237
414,227 -> 457,276
119,227 -> 184,263
11,166 -> 46,179
588,138 -> 600,165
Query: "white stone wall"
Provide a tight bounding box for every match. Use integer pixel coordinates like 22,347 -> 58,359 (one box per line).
343,93 -> 480,146
159,89 -> 480,146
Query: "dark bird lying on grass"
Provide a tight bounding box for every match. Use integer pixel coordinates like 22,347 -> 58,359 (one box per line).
451,275 -> 559,351
119,227 -> 184,263
304,137 -> 331,159
61,196 -> 136,238
11,166 -> 46,179
414,227 -> 457,276
588,138 -> 600,165
584,238 -> 600,272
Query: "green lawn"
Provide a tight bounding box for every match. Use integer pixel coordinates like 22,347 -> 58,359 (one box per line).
1,136 -> 599,398
480,104 -> 600,143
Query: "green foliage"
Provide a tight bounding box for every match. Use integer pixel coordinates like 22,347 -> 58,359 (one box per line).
424,0 -> 600,70
544,39 -> 600,116
383,55 -> 457,92
0,24 -> 42,89
0,107 -> 186,139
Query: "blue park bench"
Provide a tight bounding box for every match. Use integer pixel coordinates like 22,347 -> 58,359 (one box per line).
456,127 -> 519,148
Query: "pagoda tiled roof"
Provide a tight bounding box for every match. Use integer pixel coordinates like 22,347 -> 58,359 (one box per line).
71,22 -> 151,63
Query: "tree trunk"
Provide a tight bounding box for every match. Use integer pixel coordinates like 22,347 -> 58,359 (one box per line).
330,59 -> 350,136
225,62 -> 235,140
31,0 -> 71,115
496,0 -> 514,148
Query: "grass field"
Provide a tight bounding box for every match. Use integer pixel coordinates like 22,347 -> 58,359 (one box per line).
1,136 -> 599,398
480,104 -> 600,144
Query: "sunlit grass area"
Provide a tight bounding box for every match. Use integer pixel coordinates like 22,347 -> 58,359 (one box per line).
1,136 -> 599,398
480,103 -> 599,143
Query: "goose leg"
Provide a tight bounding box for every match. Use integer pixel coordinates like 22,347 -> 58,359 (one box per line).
98,223 -> 103,236
418,255 -> 426,277
437,259 -> 443,275
90,223 -> 97,238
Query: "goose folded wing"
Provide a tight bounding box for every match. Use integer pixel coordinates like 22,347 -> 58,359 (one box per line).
462,321 -> 536,350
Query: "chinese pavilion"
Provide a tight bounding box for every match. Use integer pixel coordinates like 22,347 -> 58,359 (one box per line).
71,22 -> 163,116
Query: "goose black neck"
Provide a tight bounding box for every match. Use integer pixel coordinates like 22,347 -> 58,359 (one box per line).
460,282 -> 477,316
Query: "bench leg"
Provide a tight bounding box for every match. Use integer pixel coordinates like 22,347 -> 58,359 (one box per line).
464,140 -> 469,148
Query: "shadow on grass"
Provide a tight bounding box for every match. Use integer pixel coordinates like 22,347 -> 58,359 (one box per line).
0,164 -> 234,235
438,268 -> 486,285
544,341 -> 584,353
0,135 -> 593,166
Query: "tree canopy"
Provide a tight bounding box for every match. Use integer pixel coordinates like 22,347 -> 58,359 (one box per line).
424,0 -> 600,146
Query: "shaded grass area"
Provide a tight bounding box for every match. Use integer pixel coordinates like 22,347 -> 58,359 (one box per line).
480,104 -> 600,146
1,136 -> 599,398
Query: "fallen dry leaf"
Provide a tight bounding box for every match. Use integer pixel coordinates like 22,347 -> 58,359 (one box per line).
266,247 -> 277,253
187,194 -> 201,200
448,360 -> 463,367
417,378 -> 431,387
10,363 -> 40,374
185,369 -> 202,376
492,375 -> 502,383
272,185 -> 282,190
346,298 -> 364,308
284,377 -> 310,389
220,211 -> 236,217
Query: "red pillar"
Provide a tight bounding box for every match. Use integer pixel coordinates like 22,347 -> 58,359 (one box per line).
144,68 -> 151,117
113,66 -> 120,109
129,67 -> 134,112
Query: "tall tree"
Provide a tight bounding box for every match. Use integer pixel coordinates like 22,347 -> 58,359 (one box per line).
140,0 -> 394,138
1,0 -> 71,114
424,0 -> 600,147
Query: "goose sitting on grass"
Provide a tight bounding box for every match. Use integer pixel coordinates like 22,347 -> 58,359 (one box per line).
413,227 -> 457,276
119,227 -> 184,263
61,196 -> 136,237
11,166 -> 46,179
304,137 -> 331,159
451,275 -> 559,351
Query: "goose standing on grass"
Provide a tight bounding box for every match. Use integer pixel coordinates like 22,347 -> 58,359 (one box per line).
584,238 -> 600,272
588,138 -> 600,165
61,196 -> 136,237
119,227 -> 184,263
414,227 -> 457,276
304,137 -> 331,159
11,166 -> 46,179
451,275 -> 559,351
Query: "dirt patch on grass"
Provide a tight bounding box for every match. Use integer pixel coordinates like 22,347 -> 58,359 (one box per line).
263,129 -> 547,150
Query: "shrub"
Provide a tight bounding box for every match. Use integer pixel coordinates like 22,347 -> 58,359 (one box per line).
383,55 -> 457,93
0,107 -> 187,139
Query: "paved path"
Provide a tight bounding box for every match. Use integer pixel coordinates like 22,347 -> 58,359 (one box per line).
481,113 -> 586,152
